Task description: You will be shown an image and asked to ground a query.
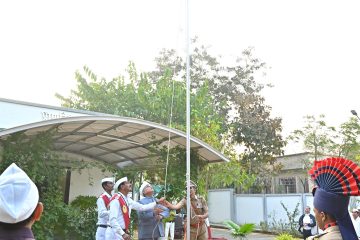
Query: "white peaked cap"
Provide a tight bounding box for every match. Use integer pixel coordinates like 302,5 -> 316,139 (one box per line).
139,181 -> 151,198
0,163 -> 39,223
114,176 -> 128,192
101,177 -> 114,184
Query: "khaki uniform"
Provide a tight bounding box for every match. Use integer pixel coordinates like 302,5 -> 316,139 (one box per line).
307,226 -> 342,240
180,196 -> 208,240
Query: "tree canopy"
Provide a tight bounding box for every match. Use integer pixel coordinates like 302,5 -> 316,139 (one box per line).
57,41 -> 285,193
288,114 -> 360,161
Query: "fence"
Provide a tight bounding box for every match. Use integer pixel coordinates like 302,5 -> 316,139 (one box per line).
208,189 -> 360,226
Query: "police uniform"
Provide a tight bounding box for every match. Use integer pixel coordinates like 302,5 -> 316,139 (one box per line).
308,157 -> 360,240
180,181 -> 209,240
96,177 -> 113,240
0,163 -> 41,240
307,225 -> 342,240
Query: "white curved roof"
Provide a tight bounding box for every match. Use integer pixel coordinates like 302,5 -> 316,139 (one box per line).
0,116 -> 229,169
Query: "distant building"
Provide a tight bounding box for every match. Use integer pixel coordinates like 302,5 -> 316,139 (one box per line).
272,152 -> 313,194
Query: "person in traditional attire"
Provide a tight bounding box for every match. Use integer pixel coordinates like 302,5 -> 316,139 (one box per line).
105,177 -> 165,240
307,157 -> 360,240
163,180 -> 208,240
137,181 -> 169,240
96,177 -> 114,240
0,163 -> 43,240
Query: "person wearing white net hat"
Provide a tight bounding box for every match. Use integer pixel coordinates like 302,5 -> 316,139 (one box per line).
0,163 -> 43,240
96,177 -> 114,240
137,181 -> 169,240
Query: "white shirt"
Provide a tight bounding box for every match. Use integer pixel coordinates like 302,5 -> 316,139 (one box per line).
303,214 -> 312,230
96,192 -> 112,225
352,216 -> 360,237
109,192 -> 156,237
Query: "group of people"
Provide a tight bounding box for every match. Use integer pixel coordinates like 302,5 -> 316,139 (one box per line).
3,156 -> 360,240
96,177 -> 209,240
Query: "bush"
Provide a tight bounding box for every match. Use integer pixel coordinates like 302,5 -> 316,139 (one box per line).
224,220 -> 255,239
33,195 -> 98,240
266,201 -> 302,238
66,195 -> 98,240
275,233 -> 295,240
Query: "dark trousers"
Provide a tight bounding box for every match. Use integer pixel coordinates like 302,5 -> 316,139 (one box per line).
302,229 -> 312,239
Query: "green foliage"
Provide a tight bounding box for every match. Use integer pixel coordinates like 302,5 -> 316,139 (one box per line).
288,115 -> 360,162
224,220 -> 255,239
0,131 -> 68,240
57,40 -> 286,193
205,157 -> 257,191
275,233 -> 296,240
32,189 -> 69,240
163,210 -> 176,223
0,132 -> 102,240
155,183 -> 185,202
130,208 -> 139,238
149,146 -> 207,196
71,195 -> 98,209
288,115 -> 336,160
66,196 -> 98,240
280,202 -> 300,236
259,221 -> 269,232
267,202 -> 301,238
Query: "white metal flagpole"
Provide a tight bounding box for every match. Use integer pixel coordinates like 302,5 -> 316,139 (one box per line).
185,0 -> 191,239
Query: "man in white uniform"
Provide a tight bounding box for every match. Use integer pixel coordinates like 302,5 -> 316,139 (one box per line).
105,177 -> 165,240
96,177 -> 114,240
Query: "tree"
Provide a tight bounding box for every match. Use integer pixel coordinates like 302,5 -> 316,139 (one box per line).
147,41 -> 285,192
288,115 -> 360,162
57,40 -> 285,193
0,131 -> 67,239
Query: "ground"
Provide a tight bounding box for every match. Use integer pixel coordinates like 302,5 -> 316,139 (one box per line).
211,227 -> 277,240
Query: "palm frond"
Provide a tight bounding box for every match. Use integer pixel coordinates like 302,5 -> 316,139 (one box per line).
224,220 -> 240,231
223,220 -> 255,238
239,223 -> 255,235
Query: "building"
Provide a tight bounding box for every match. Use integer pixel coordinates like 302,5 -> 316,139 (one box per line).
272,152 -> 313,194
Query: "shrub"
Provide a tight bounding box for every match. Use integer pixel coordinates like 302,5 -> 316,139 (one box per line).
275,233 -> 295,240
224,220 -> 255,239
66,195 -> 98,240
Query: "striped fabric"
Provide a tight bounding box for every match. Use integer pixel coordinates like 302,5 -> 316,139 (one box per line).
309,157 -> 360,196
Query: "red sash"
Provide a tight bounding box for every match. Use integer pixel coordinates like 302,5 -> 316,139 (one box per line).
100,193 -> 110,208
110,193 -> 130,230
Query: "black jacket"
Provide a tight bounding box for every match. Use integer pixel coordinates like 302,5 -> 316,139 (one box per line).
298,213 -> 316,233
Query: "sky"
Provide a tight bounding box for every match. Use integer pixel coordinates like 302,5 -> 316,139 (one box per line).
1,0 -> 360,154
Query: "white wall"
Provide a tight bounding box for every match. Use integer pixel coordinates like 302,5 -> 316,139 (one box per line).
208,190 -> 319,227
208,189 -> 233,224
69,166 -> 115,202
235,195 -> 264,225
0,99 -> 90,129
266,194 -> 302,223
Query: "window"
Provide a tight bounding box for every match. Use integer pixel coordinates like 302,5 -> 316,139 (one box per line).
278,177 -> 296,193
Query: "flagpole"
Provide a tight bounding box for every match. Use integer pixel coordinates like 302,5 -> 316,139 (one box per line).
185,0 -> 191,239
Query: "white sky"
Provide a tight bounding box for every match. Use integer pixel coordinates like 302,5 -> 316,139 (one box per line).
1,0 -> 360,154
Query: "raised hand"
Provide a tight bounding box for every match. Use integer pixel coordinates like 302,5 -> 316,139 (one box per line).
157,197 -> 166,204
122,233 -> 130,240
